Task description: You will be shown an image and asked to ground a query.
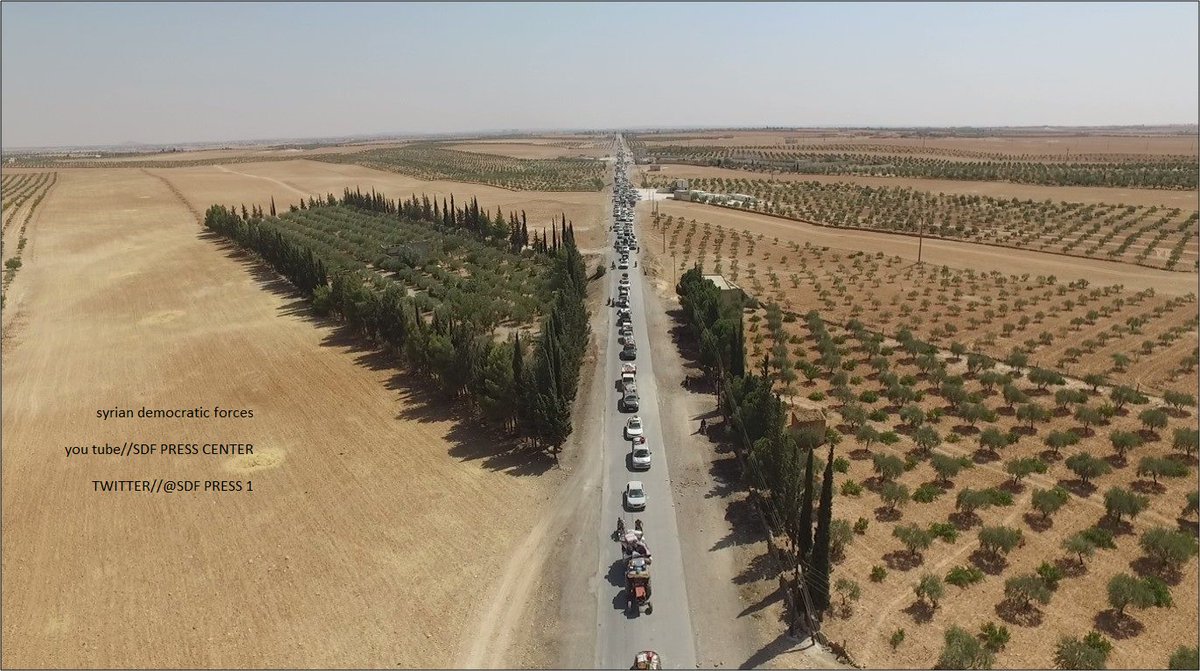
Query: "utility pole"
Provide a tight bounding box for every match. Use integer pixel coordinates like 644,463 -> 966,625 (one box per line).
917,219 -> 925,264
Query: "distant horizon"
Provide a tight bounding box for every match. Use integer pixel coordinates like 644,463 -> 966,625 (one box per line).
6,122 -> 1198,153
3,2 -> 1196,148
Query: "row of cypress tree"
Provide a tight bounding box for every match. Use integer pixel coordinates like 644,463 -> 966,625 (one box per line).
203,189 -> 589,456
675,266 -> 836,624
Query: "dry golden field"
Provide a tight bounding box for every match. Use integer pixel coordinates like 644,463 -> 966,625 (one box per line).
0,161 -> 611,667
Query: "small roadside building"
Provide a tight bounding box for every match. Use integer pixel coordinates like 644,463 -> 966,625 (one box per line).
701,274 -> 747,311
786,399 -> 827,445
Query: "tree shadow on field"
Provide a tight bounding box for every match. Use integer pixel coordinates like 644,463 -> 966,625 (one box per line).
1129,555 -> 1184,586
711,496 -> 760,552
902,599 -> 936,624
883,550 -> 923,571
733,549 -> 779,585
995,598 -> 1044,627
738,584 -> 783,618
739,629 -> 810,670
667,308 -> 700,358
1094,609 -> 1144,640
707,452 -> 743,499
393,369 -> 554,477
203,232 -> 553,477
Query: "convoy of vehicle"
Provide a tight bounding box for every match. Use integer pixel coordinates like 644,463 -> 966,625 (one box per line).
610,144 -> 658,630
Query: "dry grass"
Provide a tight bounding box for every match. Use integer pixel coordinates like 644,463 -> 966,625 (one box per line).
0,166 -> 569,667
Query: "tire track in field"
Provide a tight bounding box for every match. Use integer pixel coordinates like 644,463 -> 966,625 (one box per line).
213,165 -> 311,199
141,169 -> 203,223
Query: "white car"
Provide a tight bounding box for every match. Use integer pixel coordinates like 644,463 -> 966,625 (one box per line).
631,444 -> 652,470
624,415 -> 644,440
618,259 -> 629,270
618,325 -> 633,338
618,278 -> 631,289
625,481 -> 647,510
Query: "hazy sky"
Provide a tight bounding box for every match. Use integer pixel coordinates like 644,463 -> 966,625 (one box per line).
3,2 -> 1197,147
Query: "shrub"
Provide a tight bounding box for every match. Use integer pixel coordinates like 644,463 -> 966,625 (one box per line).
1168,646 -> 1199,671
928,522 -> 958,543
912,483 -> 943,503
936,625 -> 993,669
833,456 -> 850,474
945,565 -> 984,588
1080,526 -> 1117,550
1054,632 -> 1112,669
889,628 -> 905,650
853,517 -> 869,534
1036,561 -> 1064,589
979,622 -> 1010,653
870,565 -> 888,582
840,480 -> 863,497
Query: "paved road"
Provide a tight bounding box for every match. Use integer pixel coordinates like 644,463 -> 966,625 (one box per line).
593,142 -> 697,669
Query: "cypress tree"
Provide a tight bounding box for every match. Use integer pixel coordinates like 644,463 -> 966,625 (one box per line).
512,331 -> 525,433
810,445 -> 835,617
798,447 -> 815,560
269,197 -> 276,217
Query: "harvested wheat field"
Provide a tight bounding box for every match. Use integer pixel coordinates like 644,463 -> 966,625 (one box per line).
145,159 -> 612,252
0,167 -> 564,668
